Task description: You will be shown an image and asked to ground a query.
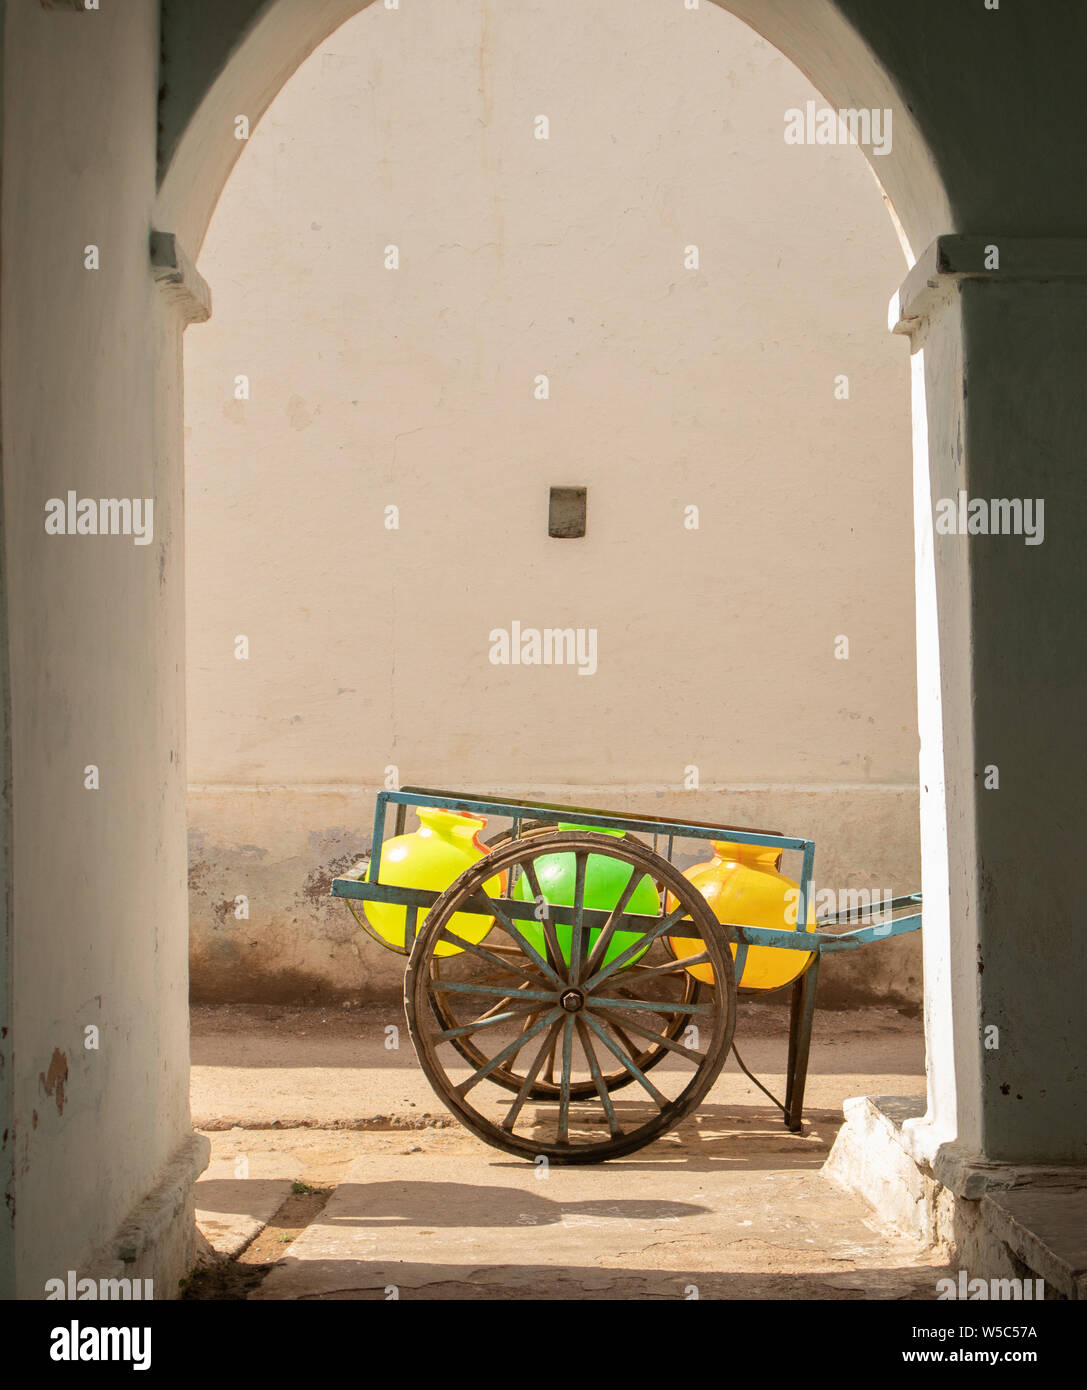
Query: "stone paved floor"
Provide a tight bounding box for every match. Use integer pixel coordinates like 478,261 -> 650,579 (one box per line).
191,1001 -> 949,1299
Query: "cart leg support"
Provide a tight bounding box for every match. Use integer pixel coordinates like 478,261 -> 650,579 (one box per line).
784,955 -> 820,1132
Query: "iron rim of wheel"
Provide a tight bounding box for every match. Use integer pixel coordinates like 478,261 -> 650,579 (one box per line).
405,830 -> 736,1164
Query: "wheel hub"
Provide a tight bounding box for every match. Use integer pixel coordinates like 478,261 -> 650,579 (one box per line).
559,988 -> 585,1013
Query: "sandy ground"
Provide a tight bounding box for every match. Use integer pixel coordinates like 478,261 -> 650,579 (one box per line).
188,1000 -> 950,1300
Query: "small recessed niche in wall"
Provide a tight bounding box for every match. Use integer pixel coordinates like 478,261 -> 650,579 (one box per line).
548,486 -> 587,538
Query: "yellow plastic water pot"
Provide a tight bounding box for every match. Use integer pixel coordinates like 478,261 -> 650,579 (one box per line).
362,807 -> 503,956
667,840 -> 815,990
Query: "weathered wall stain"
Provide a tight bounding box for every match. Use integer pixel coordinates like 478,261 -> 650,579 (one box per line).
188,811 -> 390,1004
301,853 -> 357,905
212,897 -> 236,925
39,1050 -> 68,1116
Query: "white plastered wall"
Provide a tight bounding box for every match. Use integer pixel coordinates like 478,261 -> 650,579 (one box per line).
182,0 -> 920,1005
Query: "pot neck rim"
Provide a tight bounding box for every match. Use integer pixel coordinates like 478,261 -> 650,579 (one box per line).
712,839 -> 782,869
417,807 -> 487,839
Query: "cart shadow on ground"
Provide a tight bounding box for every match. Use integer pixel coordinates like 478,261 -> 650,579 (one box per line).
284,1181 -> 708,1228
193,1104 -> 844,1239
472,1102 -> 846,1174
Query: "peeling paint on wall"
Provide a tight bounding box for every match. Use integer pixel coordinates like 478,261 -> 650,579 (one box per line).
38,1050 -> 68,1117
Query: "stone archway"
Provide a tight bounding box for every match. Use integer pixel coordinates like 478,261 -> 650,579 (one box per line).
155,0 -> 951,261
153,0 -> 968,1180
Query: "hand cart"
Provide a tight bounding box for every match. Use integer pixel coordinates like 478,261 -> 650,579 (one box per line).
330,786 -> 922,1164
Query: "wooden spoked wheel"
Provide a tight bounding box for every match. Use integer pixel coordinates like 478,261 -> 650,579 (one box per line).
428,823 -> 703,1098
405,830 -> 736,1163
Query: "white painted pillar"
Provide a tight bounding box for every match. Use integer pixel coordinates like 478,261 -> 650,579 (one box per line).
894,237 -> 1087,1168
